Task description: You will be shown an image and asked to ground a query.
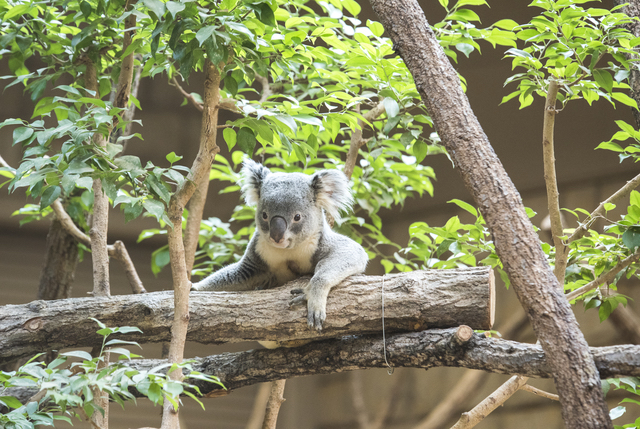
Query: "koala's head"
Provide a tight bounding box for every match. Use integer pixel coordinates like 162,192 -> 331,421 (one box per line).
240,159 -> 353,249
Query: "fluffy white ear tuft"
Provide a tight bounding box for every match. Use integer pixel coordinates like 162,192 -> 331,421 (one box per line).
310,169 -> 353,223
240,159 -> 270,206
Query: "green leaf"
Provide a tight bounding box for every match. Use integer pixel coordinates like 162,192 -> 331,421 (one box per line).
367,20 -> 384,37
449,199 -> 477,216
593,69 -> 613,93
612,92 -> 639,109
492,19 -> 519,30
80,1 -> 92,17
382,98 -> 399,118
166,151 -> 183,164
609,405 -> 626,420
237,128 -> 257,156
224,76 -> 238,97
124,202 -> 143,222
61,350 -> 93,361
622,227 -> 640,251
412,141 -> 428,163
144,0 -> 166,18
196,26 -> 216,46
0,396 -> 24,409
40,185 -> 61,210
254,3 -> 276,27
13,127 -> 34,145
166,1 -> 185,18
143,198 -> 166,223
223,128 -> 237,151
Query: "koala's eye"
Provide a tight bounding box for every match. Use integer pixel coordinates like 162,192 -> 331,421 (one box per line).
262,212 -> 268,220
293,214 -> 301,222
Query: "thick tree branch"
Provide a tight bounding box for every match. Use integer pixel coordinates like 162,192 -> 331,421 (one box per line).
0,268 -> 493,364
6,329 -> 639,404
367,1 -> 611,426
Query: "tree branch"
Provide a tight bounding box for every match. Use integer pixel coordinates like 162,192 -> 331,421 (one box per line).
6,329 -> 639,404
565,249 -> 640,302
162,60 -> 221,428
0,268 -> 493,364
567,172 -> 640,243
367,1 -> 611,426
50,200 -> 146,294
344,101 -> 386,180
261,380 -> 286,429
519,384 -> 559,401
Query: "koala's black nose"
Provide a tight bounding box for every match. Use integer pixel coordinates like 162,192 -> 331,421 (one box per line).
269,216 -> 287,244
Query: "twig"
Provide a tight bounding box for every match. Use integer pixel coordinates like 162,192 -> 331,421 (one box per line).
344,100 -> 386,180
542,80 -> 567,283
245,383 -> 272,429
414,311 -> 528,429
567,172 -> 640,243
261,379 -> 287,429
449,375 -> 529,429
51,200 -> 146,294
565,249 -> 640,302
160,60 -> 221,429
171,77 -> 204,112
255,74 -> 272,103
519,384 -> 559,401
0,154 -> 11,169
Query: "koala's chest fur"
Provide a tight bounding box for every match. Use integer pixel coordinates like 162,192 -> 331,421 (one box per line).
255,232 -> 320,285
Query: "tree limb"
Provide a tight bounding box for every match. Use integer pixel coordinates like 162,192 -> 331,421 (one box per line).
567,172 -> 640,243
261,379 -> 286,429
0,268 -> 493,364
367,1 -> 611,426
5,328 -> 639,404
565,249 -> 640,302
344,100 -> 386,180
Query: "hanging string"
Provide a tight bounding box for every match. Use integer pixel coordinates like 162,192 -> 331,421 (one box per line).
381,274 -> 394,375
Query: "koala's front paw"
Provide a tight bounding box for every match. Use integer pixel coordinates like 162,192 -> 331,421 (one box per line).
289,288 -> 326,331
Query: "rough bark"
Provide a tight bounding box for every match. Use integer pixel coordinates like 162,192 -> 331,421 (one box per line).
160,60 -> 221,428
38,218 -> 78,300
0,268 -> 493,364
367,1 -> 611,427
6,328 -> 639,404
84,60 -> 111,298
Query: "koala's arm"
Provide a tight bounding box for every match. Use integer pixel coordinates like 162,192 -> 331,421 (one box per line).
191,237 -> 275,292
292,227 -> 368,330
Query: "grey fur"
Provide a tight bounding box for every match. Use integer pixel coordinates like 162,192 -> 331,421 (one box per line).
191,159 -> 368,331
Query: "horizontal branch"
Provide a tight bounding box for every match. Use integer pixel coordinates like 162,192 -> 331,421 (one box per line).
5,328 -> 639,403
0,268 -> 494,364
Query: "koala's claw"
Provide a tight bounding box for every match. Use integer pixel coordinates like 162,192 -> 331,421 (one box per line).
289,289 -> 307,308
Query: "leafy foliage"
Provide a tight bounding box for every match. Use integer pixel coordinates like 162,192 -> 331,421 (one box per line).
0,320 -> 222,429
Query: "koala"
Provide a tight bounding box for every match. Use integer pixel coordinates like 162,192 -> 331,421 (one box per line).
191,159 -> 368,331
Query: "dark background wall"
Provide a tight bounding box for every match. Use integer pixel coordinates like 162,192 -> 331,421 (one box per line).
1,1 -> 638,428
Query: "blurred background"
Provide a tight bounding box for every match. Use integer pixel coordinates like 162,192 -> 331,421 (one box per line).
1,0 -> 639,428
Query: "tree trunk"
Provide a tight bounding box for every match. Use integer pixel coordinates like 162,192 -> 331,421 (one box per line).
366,0 -> 611,427
0,268 -> 493,363
38,218 -> 78,300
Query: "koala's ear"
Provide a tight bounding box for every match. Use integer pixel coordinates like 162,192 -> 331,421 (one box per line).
310,169 -> 353,223
241,159 -> 270,206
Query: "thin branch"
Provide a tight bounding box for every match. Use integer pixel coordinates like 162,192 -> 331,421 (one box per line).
449,375 -> 529,429
255,74 -> 272,103
0,154 -> 11,169
245,383 -> 272,429
344,100 -> 386,180
161,60 -> 221,429
261,380 -> 286,429
565,249 -> 640,302
171,77 -> 204,112
519,384 -> 559,401
568,172 -> 640,243
542,80 -> 567,283
609,305 -> 640,344
51,200 -> 146,294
